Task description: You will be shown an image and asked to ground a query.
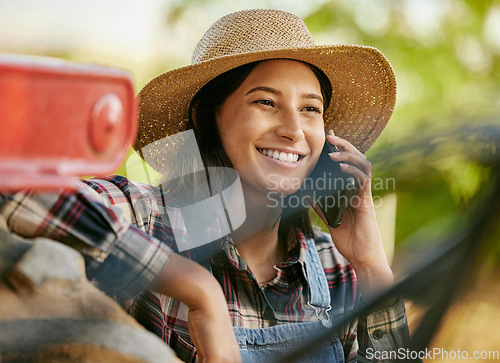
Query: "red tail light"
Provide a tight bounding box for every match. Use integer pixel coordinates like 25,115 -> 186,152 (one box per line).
0,54 -> 137,190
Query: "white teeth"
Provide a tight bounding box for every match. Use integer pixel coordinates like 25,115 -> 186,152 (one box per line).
258,148 -> 300,163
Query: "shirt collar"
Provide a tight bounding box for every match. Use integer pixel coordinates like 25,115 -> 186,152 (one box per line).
213,228 -> 308,270
276,228 -> 308,268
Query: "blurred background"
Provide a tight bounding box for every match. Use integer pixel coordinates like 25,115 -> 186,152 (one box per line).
1,0 -> 499,360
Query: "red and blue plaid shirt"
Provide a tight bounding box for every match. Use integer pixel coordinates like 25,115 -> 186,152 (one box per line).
0,175 -> 409,362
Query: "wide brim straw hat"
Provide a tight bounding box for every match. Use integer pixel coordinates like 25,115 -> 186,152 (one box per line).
135,9 -> 396,170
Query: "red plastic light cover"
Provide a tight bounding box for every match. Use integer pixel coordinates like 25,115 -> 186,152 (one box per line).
0,54 -> 138,191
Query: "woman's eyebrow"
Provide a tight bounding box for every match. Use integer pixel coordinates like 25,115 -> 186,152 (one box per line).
246,86 -> 323,103
305,93 -> 323,103
246,86 -> 280,96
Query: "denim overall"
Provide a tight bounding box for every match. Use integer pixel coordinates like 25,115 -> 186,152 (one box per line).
192,238 -> 345,363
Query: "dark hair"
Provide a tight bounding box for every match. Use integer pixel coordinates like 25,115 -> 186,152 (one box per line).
187,60 -> 333,243
187,62 -> 259,168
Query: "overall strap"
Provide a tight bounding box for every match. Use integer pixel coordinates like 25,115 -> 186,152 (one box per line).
304,238 -> 331,307
304,238 -> 332,324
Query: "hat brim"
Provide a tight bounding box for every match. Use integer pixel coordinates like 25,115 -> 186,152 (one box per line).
136,44 -> 396,169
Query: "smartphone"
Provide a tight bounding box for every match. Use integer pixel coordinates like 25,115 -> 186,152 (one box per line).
303,140 -> 356,228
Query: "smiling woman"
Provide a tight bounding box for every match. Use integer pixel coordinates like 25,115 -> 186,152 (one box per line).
0,8 -> 409,363
130,8 -> 408,362
181,59 -> 330,284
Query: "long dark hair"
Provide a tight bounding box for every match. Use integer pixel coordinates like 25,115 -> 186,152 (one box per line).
187,60 -> 332,243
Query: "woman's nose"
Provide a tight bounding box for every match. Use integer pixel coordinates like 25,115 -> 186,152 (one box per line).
274,111 -> 305,142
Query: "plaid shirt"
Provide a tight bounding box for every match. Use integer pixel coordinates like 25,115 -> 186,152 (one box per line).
0,175 -> 409,362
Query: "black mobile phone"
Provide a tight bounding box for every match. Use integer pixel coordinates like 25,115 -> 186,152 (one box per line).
303,140 -> 356,228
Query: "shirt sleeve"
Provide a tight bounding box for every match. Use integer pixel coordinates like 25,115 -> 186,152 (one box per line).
348,297 -> 410,362
0,175 -> 173,300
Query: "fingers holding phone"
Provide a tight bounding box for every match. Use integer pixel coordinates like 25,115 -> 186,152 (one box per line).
326,130 -> 372,191
317,131 -> 391,273
303,129 -> 376,232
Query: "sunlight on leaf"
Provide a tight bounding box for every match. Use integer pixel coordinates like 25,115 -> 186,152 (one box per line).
431,154 -> 490,203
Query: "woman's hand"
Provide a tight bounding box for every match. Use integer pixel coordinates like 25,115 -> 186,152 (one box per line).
312,131 -> 394,298
150,254 -> 241,362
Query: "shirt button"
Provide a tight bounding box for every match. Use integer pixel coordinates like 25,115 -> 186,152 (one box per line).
372,329 -> 384,340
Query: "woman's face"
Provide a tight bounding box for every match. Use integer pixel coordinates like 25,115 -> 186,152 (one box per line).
216,59 -> 325,198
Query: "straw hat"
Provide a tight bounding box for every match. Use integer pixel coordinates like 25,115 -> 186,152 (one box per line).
135,9 -> 396,169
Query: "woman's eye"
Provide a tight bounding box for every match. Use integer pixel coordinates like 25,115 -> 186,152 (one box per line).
303,106 -> 323,114
254,99 -> 274,107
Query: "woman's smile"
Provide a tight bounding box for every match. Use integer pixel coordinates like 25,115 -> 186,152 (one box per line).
256,147 -> 304,163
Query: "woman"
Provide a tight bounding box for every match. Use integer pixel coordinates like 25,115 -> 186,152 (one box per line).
0,9 -> 408,363
132,8 -> 408,362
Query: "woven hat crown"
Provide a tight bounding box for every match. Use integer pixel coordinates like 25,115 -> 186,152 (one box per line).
192,9 -> 316,64
136,9 -> 397,170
